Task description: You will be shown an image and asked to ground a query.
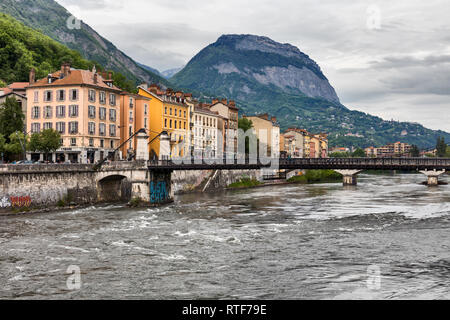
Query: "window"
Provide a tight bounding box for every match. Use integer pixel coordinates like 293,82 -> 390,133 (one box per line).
175,121 -> 177,129
164,119 -> 167,128
99,123 -> 106,136
34,91 -> 39,103
165,107 -> 167,114
44,106 -> 52,118
100,139 -> 104,148
129,126 -> 132,137
88,105 -> 96,118
56,122 -> 65,134
179,121 -> 182,129
109,109 -> 116,122
170,120 -> 172,128
31,123 -> 40,133
99,107 -> 106,120
129,97 -> 134,108
32,106 -> 40,119
184,111 -> 186,118
110,140 -> 114,149
44,90 -> 52,102
144,104 -> 148,115
109,93 -> 116,106
44,122 -> 52,130
129,111 -> 133,123
88,122 -> 96,135
184,122 -> 186,130
109,124 -> 116,137
69,122 -> 78,134
175,109 -> 178,117
57,90 -> 65,101
71,138 -> 77,146
170,108 -> 172,115
69,105 -> 79,117
88,89 -> 96,102
144,118 -> 148,129
99,91 -> 106,104
70,89 -> 78,101
56,105 -> 65,118
89,138 -> 94,147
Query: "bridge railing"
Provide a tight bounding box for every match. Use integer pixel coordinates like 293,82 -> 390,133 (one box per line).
147,157 -> 450,169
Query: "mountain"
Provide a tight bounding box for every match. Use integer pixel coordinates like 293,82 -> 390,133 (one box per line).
172,34 -> 450,148
161,67 -> 184,79
137,62 -> 162,77
0,13 -> 137,92
0,0 -> 170,88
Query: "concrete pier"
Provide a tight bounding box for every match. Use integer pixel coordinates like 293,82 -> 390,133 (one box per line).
335,170 -> 363,186
420,170 -> 446,186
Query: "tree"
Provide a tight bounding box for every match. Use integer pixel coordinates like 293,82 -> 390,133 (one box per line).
0,79 -> 6,87
410,145 -> 420,157
0,96 -> 25,142
352,148 -> 366,158
329,152 -> 350,158
28,129 -> 62,161
436,137 -> 447,158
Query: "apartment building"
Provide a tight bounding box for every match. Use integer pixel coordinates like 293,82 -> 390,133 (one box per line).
243,113 -> 280,158
0,81 -> 29,129
138,84 -> 190,159
365,142 -> 412,158
26,64 -> 122,163
192,105 -> 220,158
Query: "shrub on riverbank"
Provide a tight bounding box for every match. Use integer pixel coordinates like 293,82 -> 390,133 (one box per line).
288,170 -> 342,184
228,177 -> 262,189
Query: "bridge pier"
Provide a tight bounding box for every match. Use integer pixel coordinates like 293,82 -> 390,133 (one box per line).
420,170 -> 446,186
335,170 -> 363,186
149,170 -> 174,205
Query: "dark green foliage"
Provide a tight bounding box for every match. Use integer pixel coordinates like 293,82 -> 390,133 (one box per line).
0,0 -> 169,87
238,118 -> 253,132
288,170 -> 342,184
329,152 -> 350,158
436,137 -> 447,157
410,145 -> 420,157
352,148 -> 366,158
28,129 -> 62,159
228,177 -> 262,189
0,96 -> 24,142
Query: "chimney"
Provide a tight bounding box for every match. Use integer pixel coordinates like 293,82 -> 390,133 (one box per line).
212,99 -> 219,104
94,73 -> 98,84
108,72 -> 112,80
29,68 -> 36,84
60,62 -> 71,79
229,100 -> 236,107
222,98 -> 228,105
271,116 -> 277,123
261,113 -> 269,120
47,74 -> 53,84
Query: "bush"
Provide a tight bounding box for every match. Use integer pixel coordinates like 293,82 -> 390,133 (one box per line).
228,177 -> 261,189
288,170 -> 342,184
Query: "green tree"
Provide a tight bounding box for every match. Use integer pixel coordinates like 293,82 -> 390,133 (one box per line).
410,145 -> 420,157
4,131 -> 27,156
0,79 -> 6,87
238,118 -> 253,132
436,137 -> 447,158
0,96 -> 25,142
352,148 -> 366,158
28,129 -> 62,161
329,152 -> 350,158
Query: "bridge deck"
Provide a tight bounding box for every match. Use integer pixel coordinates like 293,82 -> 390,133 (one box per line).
147,158 -> 450,171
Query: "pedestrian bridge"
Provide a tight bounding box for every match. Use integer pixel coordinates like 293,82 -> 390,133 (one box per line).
148,157 -> 448,188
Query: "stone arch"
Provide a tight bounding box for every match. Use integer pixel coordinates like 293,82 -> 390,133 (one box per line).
97,174 -> 131,202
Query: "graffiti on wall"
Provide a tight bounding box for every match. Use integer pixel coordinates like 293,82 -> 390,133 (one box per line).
0,196 -> 32,208
150,181 -> 168,204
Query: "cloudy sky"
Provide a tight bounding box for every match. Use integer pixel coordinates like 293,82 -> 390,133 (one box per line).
55,0 -> 450,131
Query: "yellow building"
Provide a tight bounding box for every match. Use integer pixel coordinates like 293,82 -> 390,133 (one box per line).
119,92 -> 151,160
137,84 -> 190,159
26,64 -> 121,163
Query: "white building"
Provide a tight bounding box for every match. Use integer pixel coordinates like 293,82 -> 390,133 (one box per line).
193,105 -> 220,158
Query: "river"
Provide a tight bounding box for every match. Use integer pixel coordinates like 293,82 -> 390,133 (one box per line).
1,173 -> 450,299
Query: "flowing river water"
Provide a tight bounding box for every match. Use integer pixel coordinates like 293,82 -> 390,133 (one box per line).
1,173 -> 450,300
